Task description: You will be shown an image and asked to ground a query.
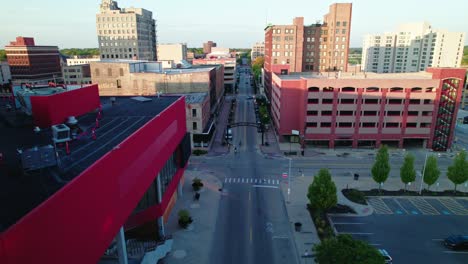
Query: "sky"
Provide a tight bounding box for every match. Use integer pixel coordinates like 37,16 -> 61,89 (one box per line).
1,0 -> 467,49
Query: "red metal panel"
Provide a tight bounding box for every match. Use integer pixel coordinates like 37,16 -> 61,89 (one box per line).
0,97 -> 187,264
30,85 -> 100,127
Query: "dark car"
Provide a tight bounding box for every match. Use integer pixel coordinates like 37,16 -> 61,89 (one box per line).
444,235 -> 468,250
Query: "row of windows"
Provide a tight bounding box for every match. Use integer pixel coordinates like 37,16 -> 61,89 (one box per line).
99,29 -> 135,35
307,98 -> 433,105
272,44 -> 294,49
308,87 -> 435,93
306,122 -> 431,128
272,51 -> 293,57
272,28 -> 295,34
306,110 -> 433,116
97,16 -> 135,22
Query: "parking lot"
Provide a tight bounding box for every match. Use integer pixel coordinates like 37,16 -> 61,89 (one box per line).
329,197 -> 468,263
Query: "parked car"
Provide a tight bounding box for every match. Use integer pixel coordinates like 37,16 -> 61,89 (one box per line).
444,235 -> 468,250
225,128 -> 233,140
378,249 -> 392,264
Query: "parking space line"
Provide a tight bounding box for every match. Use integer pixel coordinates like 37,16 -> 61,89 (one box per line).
367,197 -> 393,214
338,232 -> 374,235
439,198 -> 468,215
395,198 -> 421,215
409,198 -> 440,215
393,198 -> 408,214
455,198 -> 468,210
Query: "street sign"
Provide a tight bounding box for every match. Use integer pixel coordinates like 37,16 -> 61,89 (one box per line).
282,172 -> 288,179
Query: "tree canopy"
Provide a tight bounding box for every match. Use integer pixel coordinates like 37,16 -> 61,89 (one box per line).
307,168 -> 337,212
447,150 -> 468,191
400,153 -> 416,190
313,234 -> 385,264
371,145 -> 391,190
423,155 -> 440,190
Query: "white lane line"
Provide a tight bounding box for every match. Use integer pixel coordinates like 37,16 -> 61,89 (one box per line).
432,239 -> 444,241
394,198 -> 408,214
272,236 -> 289,239
369,243 -> 381,246
252,185 -> 279,189
338,232 -> 374,235
443,251 -> 468,254
228,178 -> 231,183
242,178 -> 245,183
268,179 -> 271,184
333,223 -> 366,225
276,180 -> 279,185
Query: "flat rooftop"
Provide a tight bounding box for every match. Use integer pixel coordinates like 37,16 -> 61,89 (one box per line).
277,71 -> 434,80
183,92 -> 208,104
0,95 -> 179,232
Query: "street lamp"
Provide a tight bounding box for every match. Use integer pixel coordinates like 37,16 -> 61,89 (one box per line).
419,151 -> 429,195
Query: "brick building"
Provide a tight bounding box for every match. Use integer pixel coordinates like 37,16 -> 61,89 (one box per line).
5,37 -> 62,84
270,68 -> 466,151
264,3 -> 352,101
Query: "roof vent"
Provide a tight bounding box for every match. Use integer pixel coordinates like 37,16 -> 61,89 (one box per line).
33,126 -> 41,133
67,116 -> 78,126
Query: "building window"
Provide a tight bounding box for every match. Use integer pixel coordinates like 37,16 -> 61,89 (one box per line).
407,111 -> 418,116
119,68 -> 124,76
406,123 -> 417,128
338,122 -> 353,127
107,68 -> 112,76
192,122 -> 198,130
321,111 -> 332,116
192,109 -> 197,117
307,110 -> 318,116
409,99 -> 420,104
387,111 -> 401,116
339,111 -> 353,116
306,122 -> 317,127
308,98 -> 319,104
385,122 -> 400,128
322,99 -> 333,104
363,111 -> 378,116
361,122 -> 376,128
321,122 -> 332,127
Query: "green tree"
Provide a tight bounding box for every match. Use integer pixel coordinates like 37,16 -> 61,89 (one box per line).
252,56 -> 264,81
423,155 -> 440,190
313,234 -> 385,264
307,168 -> 337,212
400,153 -> 416,191
0,50 -> 6,61
447,150 -> 468,191
372,145 -> 391,191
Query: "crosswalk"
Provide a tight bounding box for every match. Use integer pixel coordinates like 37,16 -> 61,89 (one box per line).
224,178 -> 280,185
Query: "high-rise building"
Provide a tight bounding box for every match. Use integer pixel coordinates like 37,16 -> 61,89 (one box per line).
203,41 -> 217,54
5,37 -> 62,84
96,0 -> 157,61
251,42 -> 265,62
362,22 -> 465,73
0,61 -> 11,85
263,3 -> 352,101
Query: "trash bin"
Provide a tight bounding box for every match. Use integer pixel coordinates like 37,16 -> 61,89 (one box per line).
294,222 -> 302,232
354,173 -> 359,181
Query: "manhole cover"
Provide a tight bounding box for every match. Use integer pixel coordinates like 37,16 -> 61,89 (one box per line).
172,250 -> 187,259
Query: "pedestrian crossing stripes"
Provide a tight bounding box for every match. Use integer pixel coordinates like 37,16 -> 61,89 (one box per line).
438,198 -> 468,216
224,178 -> 280,185
409,198 -> 439,215
367,197 -> 393,214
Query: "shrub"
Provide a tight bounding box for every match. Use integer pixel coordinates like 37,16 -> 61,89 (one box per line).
192,177 -> 204,191
178,210 -> 193,229
192,149 -> 208,156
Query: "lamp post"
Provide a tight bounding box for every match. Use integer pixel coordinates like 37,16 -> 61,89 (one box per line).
288,157 -> 291,203
419,152 -> 429,195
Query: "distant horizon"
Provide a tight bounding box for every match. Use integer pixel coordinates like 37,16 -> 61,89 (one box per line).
0,0 -> 467,49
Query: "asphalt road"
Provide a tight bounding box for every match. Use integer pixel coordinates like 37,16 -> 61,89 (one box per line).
209,68 -> 297,264
330,213 -> 468,264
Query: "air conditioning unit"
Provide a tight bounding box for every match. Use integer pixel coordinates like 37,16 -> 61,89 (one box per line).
52,124 -> 71,143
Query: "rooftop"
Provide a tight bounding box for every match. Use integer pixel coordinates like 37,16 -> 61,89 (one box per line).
183,92 -> 208,104
276,71 -> 434,80
0,95 -> 180,232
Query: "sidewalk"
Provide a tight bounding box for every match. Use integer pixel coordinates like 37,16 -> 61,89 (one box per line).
209,96 -> 232,155
163,169 -> 223,264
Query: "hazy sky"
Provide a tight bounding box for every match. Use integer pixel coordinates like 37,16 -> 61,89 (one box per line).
1,0 -> 467,49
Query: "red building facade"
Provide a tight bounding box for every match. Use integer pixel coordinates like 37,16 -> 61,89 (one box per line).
270,68 -> 466,151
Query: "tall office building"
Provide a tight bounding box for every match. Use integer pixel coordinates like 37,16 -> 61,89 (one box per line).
5,37 -> 62,84
263,3 -> 352,100
203,41 -> 217,54
96,0 -> 157,61
362,22 -> 465,73
251,42 -> 265,61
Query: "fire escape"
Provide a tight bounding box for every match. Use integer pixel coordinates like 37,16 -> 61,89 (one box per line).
432,79 -> 459,151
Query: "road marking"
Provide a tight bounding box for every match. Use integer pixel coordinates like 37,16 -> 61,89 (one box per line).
252,185 -> 279,189
249,191 -> 251,201
272,236 -> 289,239
338,232 -> 374,235
224,178 -> 227,183
250,226 -> 253,243
276,180 -> 279,184
268,179 -> 271,184
333,223 -> 366,225
439,198 -> 468,215
393,198 -> 408,214
254,179 -> 257,183
369,243 -> 381,246
443,251 -> 468,254
367,197 -> 393,214
432,239 -> 444,241
409,198 -> 439,215
242,178 -> 245,183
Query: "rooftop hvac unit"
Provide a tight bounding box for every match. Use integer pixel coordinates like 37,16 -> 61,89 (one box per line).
52,124 -> 71,143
